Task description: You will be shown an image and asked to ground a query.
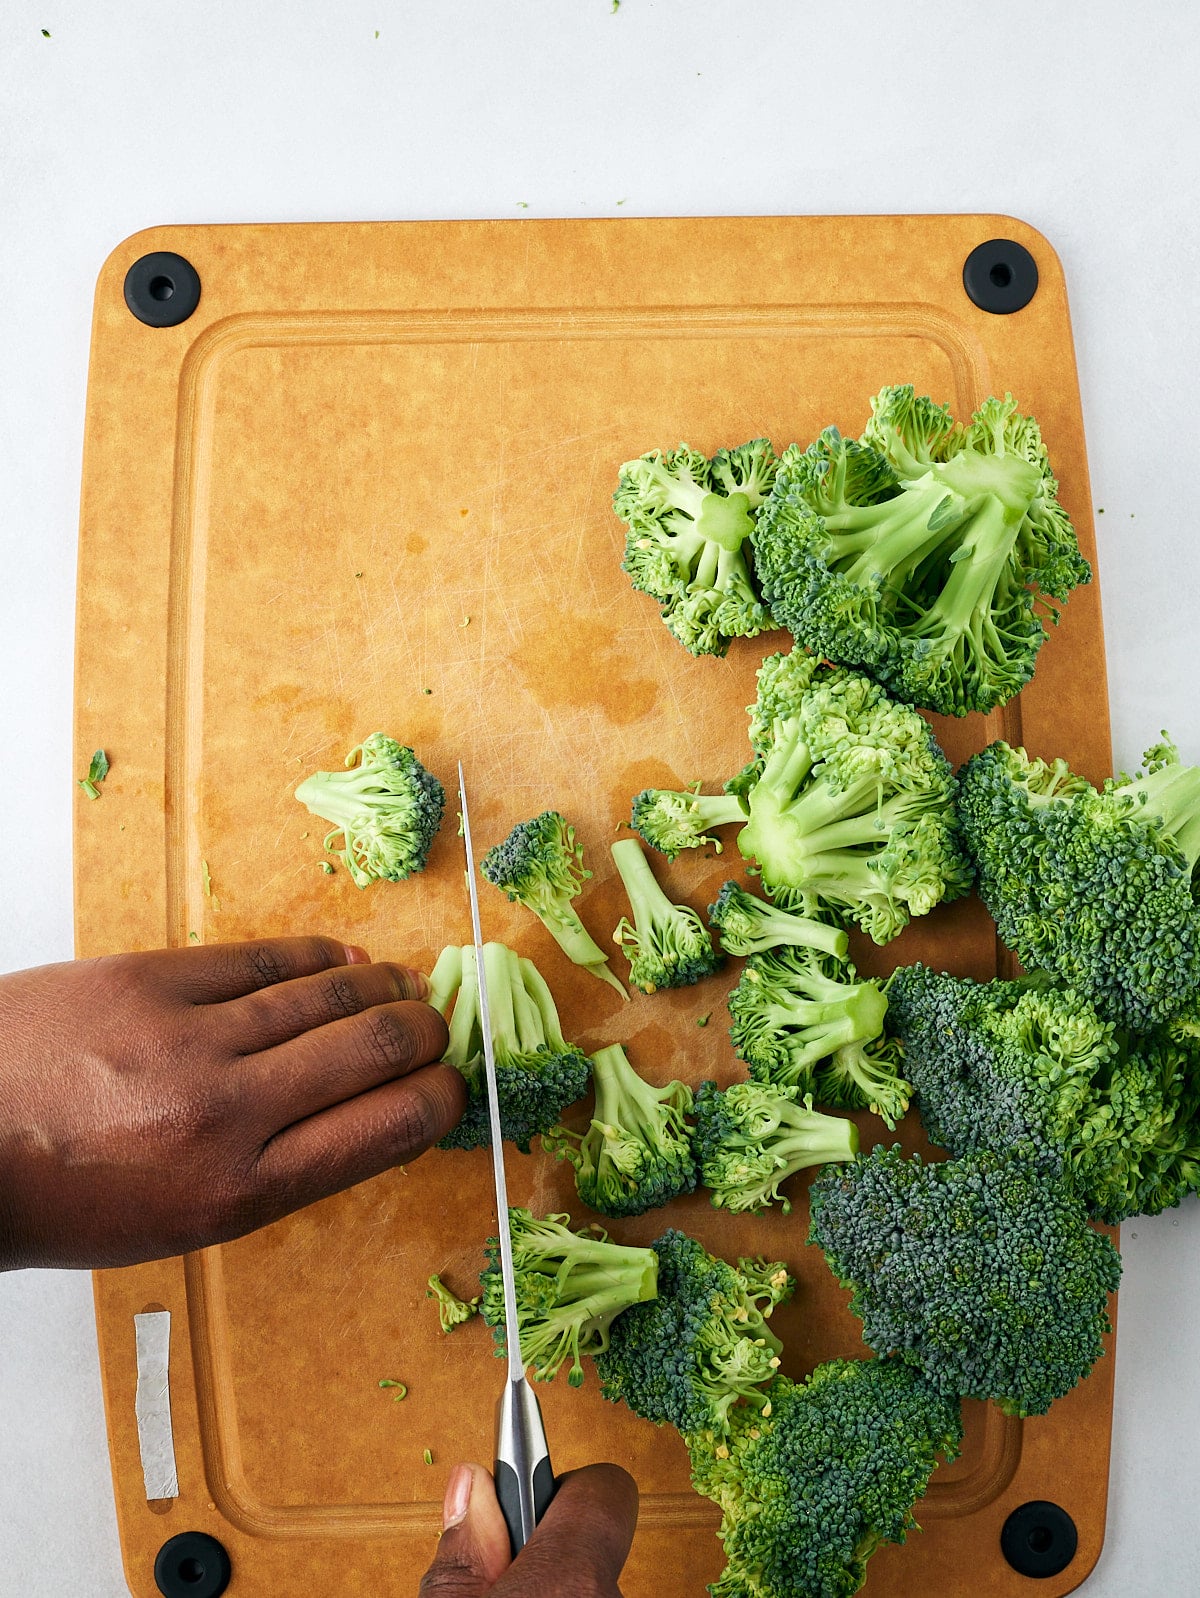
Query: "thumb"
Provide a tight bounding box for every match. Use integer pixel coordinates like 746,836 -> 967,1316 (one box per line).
419,1464 -> 514,1596
491,1464 -> 638,1596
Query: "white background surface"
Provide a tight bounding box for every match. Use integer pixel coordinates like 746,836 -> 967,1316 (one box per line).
1,2 -> 1197,1594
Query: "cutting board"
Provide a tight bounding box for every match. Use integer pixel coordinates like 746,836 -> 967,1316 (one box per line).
76,215 -> 1114,1598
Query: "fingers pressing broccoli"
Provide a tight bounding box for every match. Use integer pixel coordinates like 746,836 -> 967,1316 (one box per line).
610,836 -> 722,992
481,810 -> 627,997
294,733 -> 444,885
691,1079 -> 859,1214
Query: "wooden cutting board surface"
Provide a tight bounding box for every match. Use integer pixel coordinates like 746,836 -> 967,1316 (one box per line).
76,214 -> 1113,1597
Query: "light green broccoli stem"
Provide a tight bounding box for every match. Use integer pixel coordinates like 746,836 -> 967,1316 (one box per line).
706,1090 -> 860,1214
427,944 -> 464,1017
745,968 -> 889,1075
612,835 -> 681,927
821,1042 -> 912,1129
427,1273 -> 480,1333
485,943 -> 542,1062
1116,745 -> 1200,871
515,955 -> 568,1049
592,1043 -> 692,1145
540,909 -> 629,997
713,886 -> 848,960
445,946 -> 482,1072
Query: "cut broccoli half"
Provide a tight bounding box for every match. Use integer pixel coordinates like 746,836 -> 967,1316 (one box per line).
750,387 -> 1091,716
630,783 -> 747,860
957,736 -> 1200,1031
688,1361 -> 963,1598
611,836 -> 722,992
481,810 -> 626,997
691,1079 -> 859,1215
810,1144 -> 1122,1417
480,1208 -> 659,1386
294,733 -> 445,885
596,1229 -> 792,1436
543,1043 -> 697,1218
707,879 -> 849,961
614,438 -> 777,656
431,942 -> 590,1153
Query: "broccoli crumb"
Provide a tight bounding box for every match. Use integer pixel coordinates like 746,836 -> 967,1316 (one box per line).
202,858 -> 220,910
459,615 -> 471,627
516,201 -> 529,209
320,861 -> 335,875
423,1449 -> 433,1466
696,1013 -> 711,1028
378,1379 -> 408,1400
188,932 -> 200,943
423,687 -> 432,695
42,28 -> 50,36
78,749 -> 109,800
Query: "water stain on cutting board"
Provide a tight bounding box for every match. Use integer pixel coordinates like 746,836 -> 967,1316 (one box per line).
510,614 -> 657,725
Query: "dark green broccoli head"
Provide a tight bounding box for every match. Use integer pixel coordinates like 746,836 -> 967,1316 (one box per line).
692,1079 -> 859,1215
596,1229 -> 791,1436
957,738 -> 1200,1031
810,1144 -> 1122,1417
688,1360 -> 962,1598
614,439 -> 776,656
611,836 -> 722,992
294,733 -> 444,885
629,785 -> 747,860
480,1209 -> 659,1387
887,963 -> 1200,1223
750,389 -> 1090,717
734,650 -> 971,943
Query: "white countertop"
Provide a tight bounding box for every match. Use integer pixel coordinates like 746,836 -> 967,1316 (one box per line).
1,3 -> 1197,1593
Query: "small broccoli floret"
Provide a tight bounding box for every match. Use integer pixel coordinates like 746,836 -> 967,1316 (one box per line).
726,946 -> 909,1126
614,439 -> 776,656
611,836 -> 722,992
958,737 -> 1200,1031
294,733 -> 444,885
431,943 -> 590,1153
426,1273 -> 480,1332
707,880 -> 849,961
733,650 -> 971,942
751,388 -> 1090,716
543,1044 -> 697,1218
688,1361 -> 963,1598
481,810 -> 626,997
810,1144 -> 1122,1417
630,784 -> 747,860
480,1208 -> 659,1386
888,963 -> 1200,1223
596,1229 -> 791,1436
692,1080 -> 859,1214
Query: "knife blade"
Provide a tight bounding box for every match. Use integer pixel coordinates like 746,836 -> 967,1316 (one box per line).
457,762 -> 556,1554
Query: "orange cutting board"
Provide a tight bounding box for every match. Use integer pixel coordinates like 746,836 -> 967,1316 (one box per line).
76,215 -> 1114,1597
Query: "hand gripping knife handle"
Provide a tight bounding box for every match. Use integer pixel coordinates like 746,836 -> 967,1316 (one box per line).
494,1376 -> 557,1556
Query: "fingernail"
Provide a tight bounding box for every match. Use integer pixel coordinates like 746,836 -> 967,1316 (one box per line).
403,966 -> 431,1000
443,1464 -> 472,1529
343,944 -> 371,965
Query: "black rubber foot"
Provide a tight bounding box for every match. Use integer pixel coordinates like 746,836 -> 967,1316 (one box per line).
963,238 -> 1039,314
153,1530 -> 232,1597
1000,1499 -> 1078,1578
124,251 -> 202,327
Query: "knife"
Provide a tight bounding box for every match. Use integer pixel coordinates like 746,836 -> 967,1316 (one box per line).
457,762 -> 557,1555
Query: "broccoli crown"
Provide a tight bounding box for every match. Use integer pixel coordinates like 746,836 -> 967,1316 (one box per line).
543,1044 -> 697,1218
688,1360 -> 963,1598
614,439 -> 776,656
630,785 -> 747,860
733,650 -> 971,943
611,836 -> 723,992
809,1144 -> 1122,1417
294,733 -> 445,885
481,811 -> 625,996
888,963 -> 1200,1223
480,1208 -> 659,1386
691,1079 -> 859,1215
426,1273 -> 480,1333
750,388 -> 1091,717
726,945 -> 910,1128
707,879 -> 849,962
431,943 -> 590,1153
958,738 -> 1200,1031
596,1229 -> 792,1436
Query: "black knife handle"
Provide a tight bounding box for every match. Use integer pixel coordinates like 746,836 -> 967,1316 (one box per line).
494,1454 -> 557,1557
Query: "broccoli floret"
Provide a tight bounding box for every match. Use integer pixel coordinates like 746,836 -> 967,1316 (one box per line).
692,1080 -> 859,1214
480,1208 -> 659,1386
543,1044 -> 697,1217
707,880 -> 849,961
751,388 -> 1090,716
727,946 -> 910,1127
809,1144 -> 1122,1417
611,836 -> 722,992
888,963 -> 1200,1223
630,784 -> 747,860
431,943 -> 590,1153
734,650 -> 971,942
614,439 -> 776,656
958,736 -> 1200,1030
596,1230 -> 792,1436
426,1273 -> 480,1332
294,733 -> 444,885
481,810 -> 627,997
688,1361 -> 963,1598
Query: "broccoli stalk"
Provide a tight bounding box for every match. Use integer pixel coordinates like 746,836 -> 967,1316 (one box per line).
480,1209 -> 659,1386
707,879 -> 849,961
481,811 -> 626,997
543,1044 -> 697,1218
432,943 -> 590,1153
691,1080 -> 859,1214
610,836 -> 722,992
294,733 -> 445,885
630,784 -> 747,860
426,1273 -> 480,1332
